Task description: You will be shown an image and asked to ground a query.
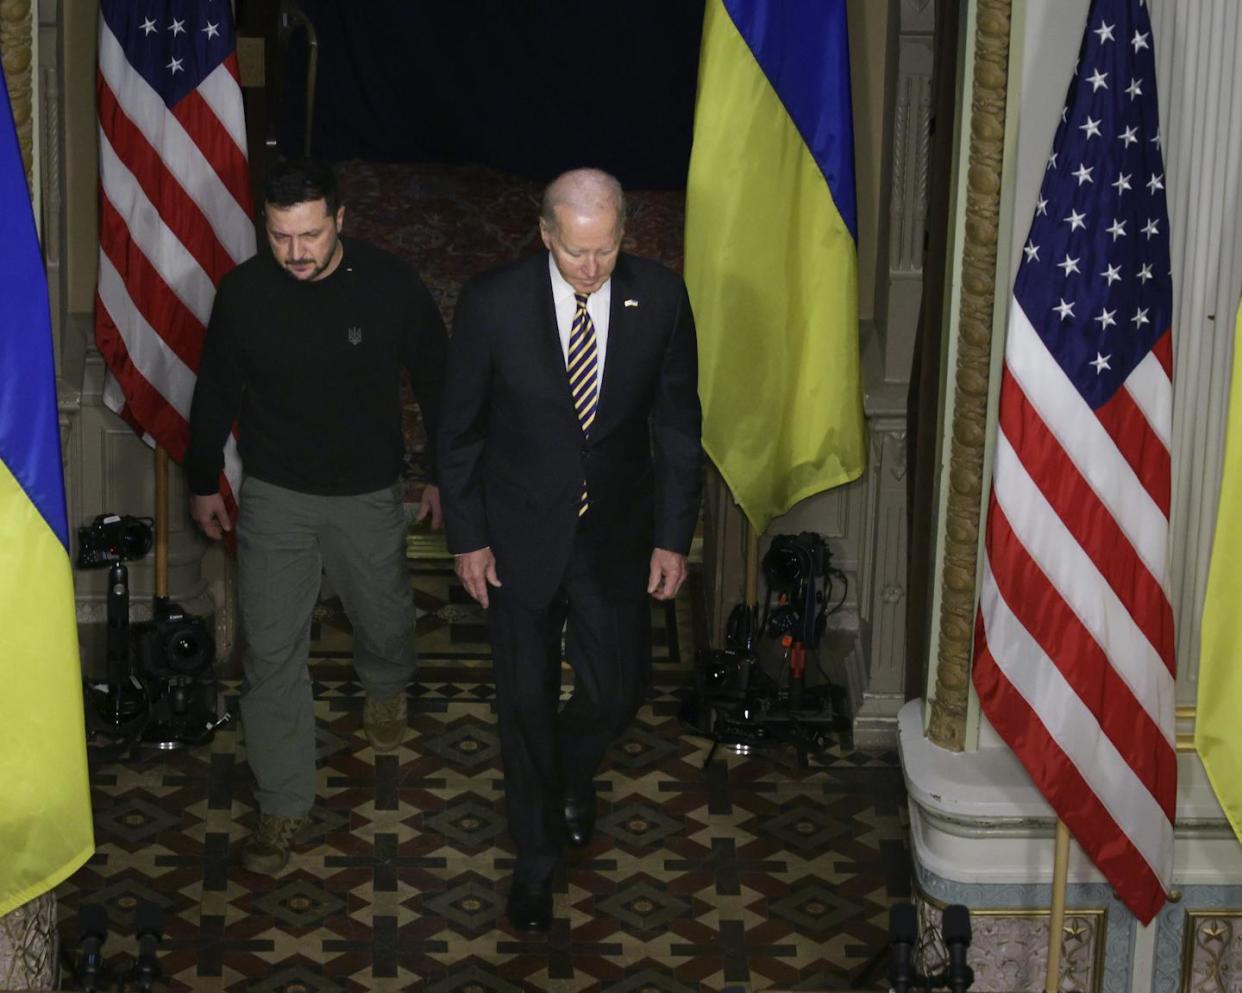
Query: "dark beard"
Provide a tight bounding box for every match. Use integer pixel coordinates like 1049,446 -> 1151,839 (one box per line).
279,231 -> 342,282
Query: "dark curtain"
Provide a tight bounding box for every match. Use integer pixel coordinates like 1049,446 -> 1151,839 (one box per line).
280,1 -> 705,189
905,0 -> 964,700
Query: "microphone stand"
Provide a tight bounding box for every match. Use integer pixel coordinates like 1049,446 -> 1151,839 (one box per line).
124,902 -> 164,991
878,901 -> 976,993
72,904 -> 110,993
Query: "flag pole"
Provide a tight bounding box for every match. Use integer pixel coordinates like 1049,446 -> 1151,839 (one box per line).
745,520 -> 760,606
1044,818 -> 1071,992
154,446 -> 169,598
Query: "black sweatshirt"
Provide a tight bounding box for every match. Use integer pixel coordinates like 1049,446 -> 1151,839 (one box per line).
186,237 -> 446,497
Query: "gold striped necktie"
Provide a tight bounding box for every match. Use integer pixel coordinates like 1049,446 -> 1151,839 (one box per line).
567,292 -> 599,516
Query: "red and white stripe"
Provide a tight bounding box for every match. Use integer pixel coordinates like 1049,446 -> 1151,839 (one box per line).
973,298 -> 1177,926
95,16 -> 255,505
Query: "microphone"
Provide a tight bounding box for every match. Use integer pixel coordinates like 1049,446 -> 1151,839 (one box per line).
75,903 -> 109,993
128,901 -> 164,991
888,901 -> 920,993
941,903 -> 974,993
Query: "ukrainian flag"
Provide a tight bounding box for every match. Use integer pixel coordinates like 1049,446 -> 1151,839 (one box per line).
0,70 -> 94,914
1197,294 -> 1242,842
685,0 -> 866,533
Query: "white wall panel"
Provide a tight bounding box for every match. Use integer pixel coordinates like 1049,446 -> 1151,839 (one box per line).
1150,0 -> 1242,701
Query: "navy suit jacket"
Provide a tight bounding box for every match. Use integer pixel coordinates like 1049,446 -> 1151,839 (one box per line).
438,250 -> 703,606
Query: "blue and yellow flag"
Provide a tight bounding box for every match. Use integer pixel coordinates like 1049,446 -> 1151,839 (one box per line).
0,70 -> 94,914
1197,294 -> 1242,842
685,0 -> 866,532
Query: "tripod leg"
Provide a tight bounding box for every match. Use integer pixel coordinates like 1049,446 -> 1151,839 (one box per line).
702,736 -> 721,772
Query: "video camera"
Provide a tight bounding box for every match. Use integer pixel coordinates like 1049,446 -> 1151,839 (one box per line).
761,531 -> 831,647
680,532 -> 850,765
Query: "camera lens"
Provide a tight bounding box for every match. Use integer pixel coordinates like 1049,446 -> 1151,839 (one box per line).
762,545 -> 805,591
161,625 -> 210,675
120,521 -> 154,560
704,657 -> 731,688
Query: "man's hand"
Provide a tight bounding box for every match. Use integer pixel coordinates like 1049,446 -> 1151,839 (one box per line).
190,493 -> 231,540
417,484 -> 443,530
455,546 -> 502,608
648,547 -> 688,601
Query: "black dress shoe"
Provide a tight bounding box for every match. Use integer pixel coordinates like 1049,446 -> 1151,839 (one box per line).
563,793 -> 597,849
506,878 -> 553,933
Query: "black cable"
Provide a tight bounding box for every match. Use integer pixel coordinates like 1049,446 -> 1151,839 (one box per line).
810,567 -> 849,687
825,566 -> 849,617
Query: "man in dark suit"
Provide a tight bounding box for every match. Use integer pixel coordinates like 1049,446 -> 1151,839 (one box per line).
438,168 -> 703,932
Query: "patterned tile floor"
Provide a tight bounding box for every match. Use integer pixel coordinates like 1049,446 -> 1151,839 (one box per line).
57,565 -> 910,992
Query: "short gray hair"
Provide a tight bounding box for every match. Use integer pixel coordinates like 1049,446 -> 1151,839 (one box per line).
540,168 -> 627,230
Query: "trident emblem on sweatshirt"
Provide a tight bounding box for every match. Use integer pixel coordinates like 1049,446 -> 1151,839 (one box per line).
347,326 -> 362,346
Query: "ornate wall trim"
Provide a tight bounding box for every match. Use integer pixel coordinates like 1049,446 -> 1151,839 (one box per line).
876,0 -> 935,386
1179,911 -> 1242,993
914,857 -> 1137,993
0,0 -> 33,186
927,0 -> 1012,749
916,894 -> 1108,993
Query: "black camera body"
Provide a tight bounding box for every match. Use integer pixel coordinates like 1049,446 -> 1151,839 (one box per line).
762,531 -> 829,591
135,597 -> 214,681
761,531 -> 831,647
133,597 -> 218,748
683,605 -> 780,744
77,514 -> 154,569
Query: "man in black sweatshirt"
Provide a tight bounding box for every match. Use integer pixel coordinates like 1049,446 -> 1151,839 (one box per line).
186,159 -> 446,874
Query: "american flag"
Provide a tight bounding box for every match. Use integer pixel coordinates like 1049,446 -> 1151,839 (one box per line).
95,0 -> 255,504
972,0 -> 1175,925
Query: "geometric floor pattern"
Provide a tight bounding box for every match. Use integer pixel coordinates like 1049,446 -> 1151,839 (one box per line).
56,563 -> 910,992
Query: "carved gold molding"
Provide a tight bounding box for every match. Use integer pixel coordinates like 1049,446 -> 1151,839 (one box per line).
0,0 -> 33,187
927,0 -> 1012,749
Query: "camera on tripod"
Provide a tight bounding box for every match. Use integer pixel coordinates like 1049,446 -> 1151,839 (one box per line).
680,531 -> 851,764
136,599 -> 213,681
79,510 -> 226,752
134,598 -> 220,748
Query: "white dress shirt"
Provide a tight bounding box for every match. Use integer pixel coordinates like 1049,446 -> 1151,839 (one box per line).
548,253 -> 611,394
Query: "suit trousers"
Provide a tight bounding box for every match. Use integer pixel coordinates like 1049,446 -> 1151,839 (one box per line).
236,477 -> 415,817
488,533 -> 653,885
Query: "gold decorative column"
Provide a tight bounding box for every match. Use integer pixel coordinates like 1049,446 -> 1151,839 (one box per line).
927,0 -> 1012,749
0,0 -> 33,186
